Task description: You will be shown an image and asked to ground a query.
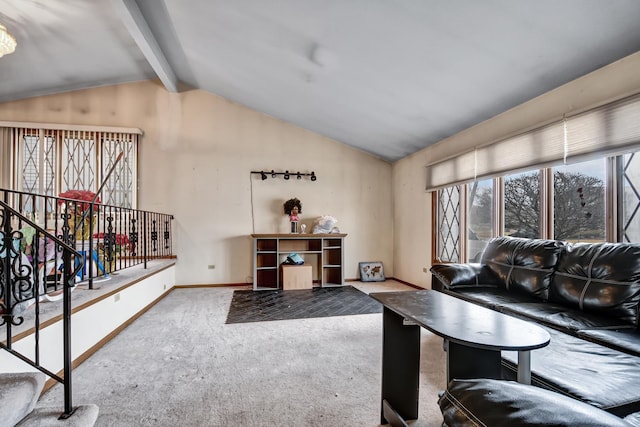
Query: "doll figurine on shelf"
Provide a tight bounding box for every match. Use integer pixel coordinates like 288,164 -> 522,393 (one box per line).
283,197 -> 302,233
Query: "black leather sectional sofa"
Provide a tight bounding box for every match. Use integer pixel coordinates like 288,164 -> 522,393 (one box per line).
431,236 -> 640,425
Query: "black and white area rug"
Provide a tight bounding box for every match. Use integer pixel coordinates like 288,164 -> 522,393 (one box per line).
225,286 -> 382,324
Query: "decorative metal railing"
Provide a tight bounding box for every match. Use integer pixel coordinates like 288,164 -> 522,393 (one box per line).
0,188 -> 174,418
1,200 -> 81,417
1,189 -> 175,289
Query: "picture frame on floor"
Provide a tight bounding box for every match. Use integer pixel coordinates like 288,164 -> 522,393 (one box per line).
359,261 -> 385,282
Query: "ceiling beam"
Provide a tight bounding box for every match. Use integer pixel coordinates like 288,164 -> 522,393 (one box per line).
112,0 -> 178,92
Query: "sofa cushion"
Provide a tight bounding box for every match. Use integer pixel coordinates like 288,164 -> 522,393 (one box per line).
439,378 -> 631,427
443,287 -> 542,310
577,328 -> 640,357
498,302 -> 630,332
501,326 -> 640,416
550,242 -> 640,326
481,236 -> 565,300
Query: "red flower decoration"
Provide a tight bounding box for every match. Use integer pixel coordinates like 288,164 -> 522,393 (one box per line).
58,189 -> 100,213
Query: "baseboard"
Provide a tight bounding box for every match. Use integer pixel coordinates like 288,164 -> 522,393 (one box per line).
388,277 -> 424,290
174,282 -> 249,288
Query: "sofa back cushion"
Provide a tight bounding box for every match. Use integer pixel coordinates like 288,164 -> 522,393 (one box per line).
480,236 -> 565,300
550,242 -> 640,326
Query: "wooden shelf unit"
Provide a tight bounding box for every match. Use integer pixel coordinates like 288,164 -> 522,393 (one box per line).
252,233 -> 346,291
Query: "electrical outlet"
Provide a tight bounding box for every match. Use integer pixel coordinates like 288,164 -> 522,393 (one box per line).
114,293 -> 120,302
208,264 -> 216,270
422,267 -> 428,273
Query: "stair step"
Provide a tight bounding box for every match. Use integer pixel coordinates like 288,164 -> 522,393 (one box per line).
16,404 -> 99,427
0,372 -> 46,427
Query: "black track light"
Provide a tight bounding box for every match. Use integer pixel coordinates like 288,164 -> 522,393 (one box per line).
252,170 -> 317,181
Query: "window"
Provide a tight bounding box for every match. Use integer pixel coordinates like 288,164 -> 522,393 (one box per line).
553,159 -> 605,242
6,126 -> 139,209
468,179 -> 494,261
620,152 -> 640,243
435,186 -> 461,262
433,148 -> 640,264
504,170 -> 541,239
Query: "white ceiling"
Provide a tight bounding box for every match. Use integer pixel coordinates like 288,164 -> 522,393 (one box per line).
1,0 -> 640,161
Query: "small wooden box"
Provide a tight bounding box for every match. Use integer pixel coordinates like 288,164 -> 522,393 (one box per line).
282,265 -> 313,290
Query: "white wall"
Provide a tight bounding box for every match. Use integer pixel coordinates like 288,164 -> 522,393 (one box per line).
392,51 -> 640,288
0,83 -> 393,285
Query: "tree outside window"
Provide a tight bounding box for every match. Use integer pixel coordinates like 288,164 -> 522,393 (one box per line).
553,159 -> 605,242
504,171 -> 541,239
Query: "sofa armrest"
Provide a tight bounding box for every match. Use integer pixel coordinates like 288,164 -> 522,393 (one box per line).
430,263 -> 501,291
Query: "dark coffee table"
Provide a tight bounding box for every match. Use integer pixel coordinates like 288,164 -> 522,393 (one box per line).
370,289 -> 550,426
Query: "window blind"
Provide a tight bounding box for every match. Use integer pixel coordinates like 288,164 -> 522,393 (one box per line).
425,92 -> 640,191
565,93 -> 640,159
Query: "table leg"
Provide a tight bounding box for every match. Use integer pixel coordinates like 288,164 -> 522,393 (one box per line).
380,307 -> 420,425
517,350 -> 531,384
447,341 -> 502,382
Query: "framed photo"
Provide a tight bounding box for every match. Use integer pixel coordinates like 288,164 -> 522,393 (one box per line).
359,261 -> 385,282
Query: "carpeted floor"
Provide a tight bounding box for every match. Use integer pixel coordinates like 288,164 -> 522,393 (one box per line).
226,285 -> 382,324
38,281 -> 447,426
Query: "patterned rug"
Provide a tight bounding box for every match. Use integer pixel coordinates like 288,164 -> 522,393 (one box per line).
225,286 -> 382,324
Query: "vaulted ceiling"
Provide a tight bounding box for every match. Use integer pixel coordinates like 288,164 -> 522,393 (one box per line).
2,0 -> 640,161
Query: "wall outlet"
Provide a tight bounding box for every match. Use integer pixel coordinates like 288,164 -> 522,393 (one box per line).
114,293 -> 120,302
208,264 -> 216,269
422,267 -> 428,273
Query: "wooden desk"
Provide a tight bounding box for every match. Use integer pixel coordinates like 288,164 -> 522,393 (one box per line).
251,233 -> 346,291
370,290 -> 550,426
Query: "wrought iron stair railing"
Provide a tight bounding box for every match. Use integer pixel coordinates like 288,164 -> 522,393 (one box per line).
1,200 -> 82,418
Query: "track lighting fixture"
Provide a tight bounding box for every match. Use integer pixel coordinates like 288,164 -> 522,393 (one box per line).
251,170 -> 318,181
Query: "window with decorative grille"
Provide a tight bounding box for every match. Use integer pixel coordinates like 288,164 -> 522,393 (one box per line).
436,186 -> 461,263
3,125 -> 139,209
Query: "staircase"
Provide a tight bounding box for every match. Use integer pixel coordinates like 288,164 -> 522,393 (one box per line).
0,373 -> 98,427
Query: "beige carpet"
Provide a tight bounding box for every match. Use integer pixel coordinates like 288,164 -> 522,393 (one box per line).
39,281 -> 447,426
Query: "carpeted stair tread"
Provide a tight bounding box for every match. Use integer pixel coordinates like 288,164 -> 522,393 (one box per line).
16,404 -> 99,427
0,372 -> 46,427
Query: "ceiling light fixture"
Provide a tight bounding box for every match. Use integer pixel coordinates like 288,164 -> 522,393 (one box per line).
0,24 -> 17,58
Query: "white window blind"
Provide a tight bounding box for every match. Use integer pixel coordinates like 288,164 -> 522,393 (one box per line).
426,92 -> 640,191
565,93 -> 640,159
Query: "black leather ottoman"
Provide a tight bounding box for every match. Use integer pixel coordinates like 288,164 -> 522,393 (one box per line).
439,378 -> 633,427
